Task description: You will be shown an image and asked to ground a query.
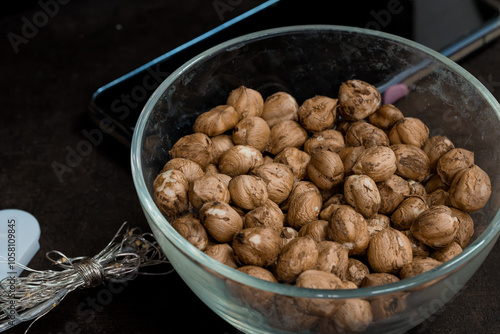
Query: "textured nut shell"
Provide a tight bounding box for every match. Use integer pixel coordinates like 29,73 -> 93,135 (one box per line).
320,203 -> 349,221
366,213 -> 390,238
160,158 -> 204,184
200,201 -> 243,243
153,169 -> 189,217
333,299 -> 373,333
352,145 -> 397,182
338,146 -> 365,176
449,165 -> 491,212
210,134 -> 234,164
267,120 -> 308,155
328,205 -> 370,255
303,129 -> 345,155
274,295 -> 319,332
279,227 -> 299,251
204,243 -> 238,268
204,164 -> 219,175
399,257 -> 442,279
210,172 -> 232,188
297,95 -> 338,131
228,175 -> 268,210
437,148 -> 474,185
307,150 -> 345,190
281,181 -> 321,211
274,147 -> 311,180
391,144 -> 431,182
343,174 -> 381,218
226,86 -> 264,118
169,132 -> 214,168
368,104 -> 404,130
298,220 -> 329,243
345,121 -> 390,148
427,189 -> 450,207
423,135 -> 455,171
218,145 -> 264,177
193,104 -> 240,136
315,241 -> 349,278
238,265 -> 278,282
232,227 -> 280,267
250,163 -> 294,204
319,183 -> 340,201
367,227 -> 413,274
232,116 -> 271,152
295,270 -> 343,316
389,117 -> 429,148
425,174 -> 448,194
391,196 -> 428,230
410,205 -> 459,248
345,258 -> 370,287
244,199 -> 284,233
231,265 -> 278,317
402,230 -> 431,257
262,91 -> 299,127
361,273 -> 400,287
286,189 -> 322,230
296,269 -> 342,287
276,236 -> 319,282
364,290 -> 406,321
188,174 -> 230,210
408,180 -> 428,201
450,208 -> 474,248
171,213 -> 208,251
338,79 -> 381,121
377,174 -> 410,215
431,242 -> 462,262
323,193 -> 346,207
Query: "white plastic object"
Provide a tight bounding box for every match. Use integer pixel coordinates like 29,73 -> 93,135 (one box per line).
0,209 -> 41,279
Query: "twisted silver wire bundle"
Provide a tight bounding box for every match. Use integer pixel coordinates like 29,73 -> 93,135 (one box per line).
0,222 -> 172,332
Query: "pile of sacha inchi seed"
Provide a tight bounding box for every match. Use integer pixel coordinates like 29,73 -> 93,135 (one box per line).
152,80 -> 492,330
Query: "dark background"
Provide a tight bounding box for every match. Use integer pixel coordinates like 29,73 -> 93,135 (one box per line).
1,1 -> 499,333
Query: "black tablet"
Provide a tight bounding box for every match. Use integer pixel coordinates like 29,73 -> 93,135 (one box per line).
89,0 -> 500,146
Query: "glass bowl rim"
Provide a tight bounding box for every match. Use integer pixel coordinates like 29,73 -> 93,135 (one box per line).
131,24 -> 500,299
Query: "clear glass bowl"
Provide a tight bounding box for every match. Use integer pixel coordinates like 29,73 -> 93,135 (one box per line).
131,25 -> 500,333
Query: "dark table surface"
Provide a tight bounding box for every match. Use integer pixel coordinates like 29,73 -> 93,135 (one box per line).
1,1 -> 499,333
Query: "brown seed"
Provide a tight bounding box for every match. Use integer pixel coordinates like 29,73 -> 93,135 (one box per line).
261,91 -> 299,127
437,148 -> 474,185
449,165 -> 491,212
399,256 -> 442,279
410,205 -> 459,248
232,116 -> 271,152
343,174 -> 381,218
276,237 -> 319,283
389,117 -> 429,148
171,213 -> 208,251
307,149 -> 345,190
169,132 -> 215,168
228,175 -> 269,210
200,201 -> 243,243
232,227 -> 280,267
352,145 -> 397,182
328,205 -> 370,255
338,79 -> 381,121
367,227 -> 413,274
267,120 -> 308,155
391,144 -> 431,182
193,104 -> 240,136
188,174 -> 231,210
227,86 -> 264,118
368,104 -> 404,130
297,95 -> 338,131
